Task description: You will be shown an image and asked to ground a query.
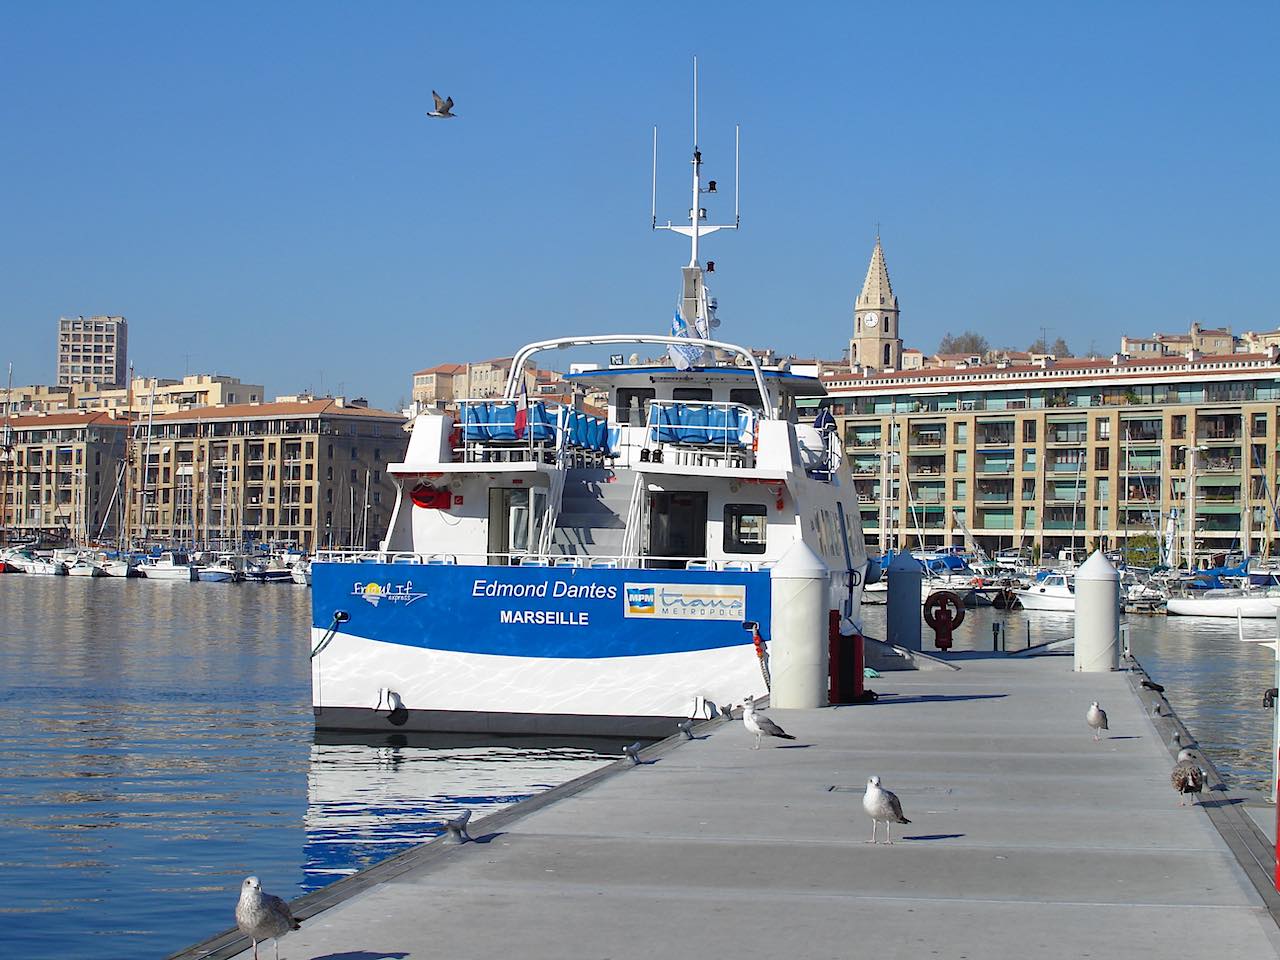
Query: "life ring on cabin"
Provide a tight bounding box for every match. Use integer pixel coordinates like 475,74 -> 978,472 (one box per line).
923,591 -> 966,630
410,482 -> 451,509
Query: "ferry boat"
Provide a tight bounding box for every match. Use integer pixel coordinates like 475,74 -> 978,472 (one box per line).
309,84 -> 870,737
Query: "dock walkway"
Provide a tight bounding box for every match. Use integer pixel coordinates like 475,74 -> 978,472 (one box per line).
222,654 -> 1280,959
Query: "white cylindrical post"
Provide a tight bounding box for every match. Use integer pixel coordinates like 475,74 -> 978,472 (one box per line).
1074,550 -> 1120,672
886,551 -> 923,652
769,540 -> 830,709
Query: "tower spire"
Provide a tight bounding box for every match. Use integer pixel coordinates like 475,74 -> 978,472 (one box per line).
857,235 -> 896,312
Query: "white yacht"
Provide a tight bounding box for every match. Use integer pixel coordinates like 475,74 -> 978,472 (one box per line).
1015,573 -> 1076,612
139,552 -> 196,581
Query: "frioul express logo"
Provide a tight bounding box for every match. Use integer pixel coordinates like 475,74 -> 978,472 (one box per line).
625,585 -> 656,615
353,580 -> 427,607
623,582 -> 746,621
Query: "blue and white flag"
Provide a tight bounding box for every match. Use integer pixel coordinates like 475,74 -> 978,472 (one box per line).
667,309 -> 704,371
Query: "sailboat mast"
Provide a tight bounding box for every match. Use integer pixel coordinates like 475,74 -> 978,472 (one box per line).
122,365 -> 134,548
1,362 -> 12,545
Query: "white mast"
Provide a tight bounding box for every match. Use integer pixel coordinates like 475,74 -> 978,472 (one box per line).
652,57 -> 740,300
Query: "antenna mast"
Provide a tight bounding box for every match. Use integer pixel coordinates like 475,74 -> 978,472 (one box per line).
652,56 -> 740,265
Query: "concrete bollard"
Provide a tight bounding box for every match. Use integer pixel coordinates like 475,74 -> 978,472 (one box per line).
1074,550 -> 1120,672
769,540 -> 830,708
886,551 -> 923,652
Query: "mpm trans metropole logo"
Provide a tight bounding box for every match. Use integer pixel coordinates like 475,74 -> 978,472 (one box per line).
623,582 -> 746,620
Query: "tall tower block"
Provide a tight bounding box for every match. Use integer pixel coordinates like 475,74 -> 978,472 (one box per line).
849,238 -> 902,371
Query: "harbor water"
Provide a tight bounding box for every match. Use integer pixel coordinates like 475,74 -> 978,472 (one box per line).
0,576 -> 1276,958
0,577 -> 613,960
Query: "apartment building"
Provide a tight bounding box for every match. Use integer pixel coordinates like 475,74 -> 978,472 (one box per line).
123,398 -> 407,550
2,374 -> 264,417
411,363 -> 467,406
0,411 -> 130,542
824,350 -> 1280,564
57,315 -> 128,388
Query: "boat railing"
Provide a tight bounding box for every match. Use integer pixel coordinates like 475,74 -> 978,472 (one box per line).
640,400 -> 756,468
313,548 -> 772,571
454,399 -> 613,467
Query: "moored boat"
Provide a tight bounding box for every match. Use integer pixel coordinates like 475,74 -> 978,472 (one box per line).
1014,573 -> 1075,612
139,552 -> 196,581
1166,589 -> 1280,618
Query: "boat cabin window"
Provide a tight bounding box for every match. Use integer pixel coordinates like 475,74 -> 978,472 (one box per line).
616,387 -> 656,427
723,503 -> 767,554
673,387 -> 713,402
729,388 -> 765,411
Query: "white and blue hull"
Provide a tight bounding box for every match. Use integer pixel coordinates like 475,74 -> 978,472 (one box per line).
311,562 -> 773,737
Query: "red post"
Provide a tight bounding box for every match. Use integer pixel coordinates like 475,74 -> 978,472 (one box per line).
828,609 -> 843,703
852,629 -> 865,699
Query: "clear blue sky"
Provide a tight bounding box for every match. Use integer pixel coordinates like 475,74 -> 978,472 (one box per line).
2,2 -> 1276,409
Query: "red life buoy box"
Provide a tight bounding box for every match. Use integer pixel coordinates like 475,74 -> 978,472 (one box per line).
410,482 -> 452,509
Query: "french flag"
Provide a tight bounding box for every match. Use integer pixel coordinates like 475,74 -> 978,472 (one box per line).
514,380 -> 529,438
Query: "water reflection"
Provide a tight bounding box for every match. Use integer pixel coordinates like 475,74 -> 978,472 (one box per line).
303,735 -> 613,887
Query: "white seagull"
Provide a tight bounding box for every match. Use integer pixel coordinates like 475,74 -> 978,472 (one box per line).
862,775 -> 911,844
236,876 -> 301,960
427,91 -> 456,118
1086,701 -> 1108,742
741,699 -> 795,749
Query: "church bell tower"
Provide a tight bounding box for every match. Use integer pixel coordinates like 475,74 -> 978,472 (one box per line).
849,236 -> 903,371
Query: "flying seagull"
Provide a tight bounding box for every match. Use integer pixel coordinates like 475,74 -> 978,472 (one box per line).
444,809 -> 472,843
622,741 -> 644,765
236,876 -> 301,960
676,718 -> 695,740
1170,759 -> 1206,805
742,699 -> 795,750
863,775 -> 911,844
1086,701 -> 1108,742
718,702 -> 735,720
428,91 -> 456,118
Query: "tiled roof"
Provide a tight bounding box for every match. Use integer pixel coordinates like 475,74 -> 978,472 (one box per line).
4,410 -> 126,429
149,399 -> 404,422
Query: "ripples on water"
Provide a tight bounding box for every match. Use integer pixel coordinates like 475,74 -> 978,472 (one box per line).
0,577 -> 611,960
857,603 -> 1277,791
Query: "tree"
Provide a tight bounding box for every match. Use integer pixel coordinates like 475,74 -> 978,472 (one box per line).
1029,336 -> 1073,357
937,331 -> 989,355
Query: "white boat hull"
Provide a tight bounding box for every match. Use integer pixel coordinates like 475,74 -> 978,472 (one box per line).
21,559 -> 66,576
1014,589 -> 1075,612
101,560 -> 137,578
141,565 -> 195,581
1166,595 -> 1280,618
66,563 -> 105,577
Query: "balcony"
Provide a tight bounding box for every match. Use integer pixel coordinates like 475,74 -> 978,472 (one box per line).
1201,456 -> 1242,472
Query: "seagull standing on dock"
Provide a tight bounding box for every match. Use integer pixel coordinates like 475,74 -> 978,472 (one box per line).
427,91 -> 456,118
742,699 -> 795,749
1170,759 -> 1206,805
1086,701 -> 1108,741
863,775 -> 911,844
236,877 -> 301,960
